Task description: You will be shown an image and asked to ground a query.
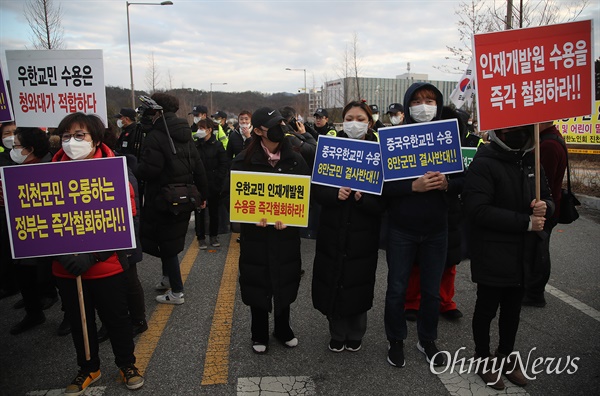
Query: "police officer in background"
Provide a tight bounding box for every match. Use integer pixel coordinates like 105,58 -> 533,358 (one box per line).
114,108 -> 140,157
386,103 -> 405,126
369,104 -> 386,132
307,108 -> 337,141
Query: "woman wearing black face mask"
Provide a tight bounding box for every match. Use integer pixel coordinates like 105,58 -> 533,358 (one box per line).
231,107 -> 310,354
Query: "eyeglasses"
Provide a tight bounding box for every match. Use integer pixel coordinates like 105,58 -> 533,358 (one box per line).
61,131 -> 90,142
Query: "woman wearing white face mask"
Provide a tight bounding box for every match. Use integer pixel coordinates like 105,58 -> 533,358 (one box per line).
312,101 -> 384,353
52,112 -> 145,393
6,128 -> 62,336
193,118 -> 229,249
1,121 -> 17,167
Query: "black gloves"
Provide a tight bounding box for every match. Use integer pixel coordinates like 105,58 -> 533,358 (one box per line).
56,254 -> 97,276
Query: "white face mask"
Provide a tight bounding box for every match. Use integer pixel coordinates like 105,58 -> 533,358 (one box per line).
343,121 -> 368,139
194,130 -> 207,139
2,136 -> 14,149
372,114 -> 379,122
62,139 -> 94,160
390,115 -> 402,125
10,147 -> 28,164
239,123 -> 250,130
410,104 -> 437,123
117,119 -> 124,128
193,116 -> 201,124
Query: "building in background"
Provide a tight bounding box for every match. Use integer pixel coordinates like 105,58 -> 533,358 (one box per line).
316,74 -> 459,120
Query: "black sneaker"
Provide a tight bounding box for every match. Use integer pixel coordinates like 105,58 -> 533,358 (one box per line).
328,339 -> 344,353
119,364 -> 144,390
10,312 -> 45,335
65,369 -> 101,395
440,309 -> 463,321
13,298 -> 25,309
522,295 -> 546,307
345,339 -> 362,352
387,340 -> 405,367
40,296 -> 59,310
132,320 -> 148,337
417,340 -> 446,367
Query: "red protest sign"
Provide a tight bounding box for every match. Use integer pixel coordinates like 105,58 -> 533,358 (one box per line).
473,20 -> 593,131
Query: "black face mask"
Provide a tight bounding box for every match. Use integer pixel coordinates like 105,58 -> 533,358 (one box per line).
502,129 -> 531,150
266,124 -> 286,143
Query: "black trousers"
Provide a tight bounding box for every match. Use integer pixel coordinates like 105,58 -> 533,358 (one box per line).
57,272 -> 135,373
195,196 -> 219,239
15,259 -> 57,315
124,262 -> 146,323
250,305 -> 292,344
472,284 -> 524,357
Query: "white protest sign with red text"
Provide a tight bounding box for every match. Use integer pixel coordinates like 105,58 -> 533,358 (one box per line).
6,50 -> 107,128
473,20 -> 593,131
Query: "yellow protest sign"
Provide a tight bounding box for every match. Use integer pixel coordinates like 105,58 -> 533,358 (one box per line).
554,100 -> 600,145
229,171 -> 311,227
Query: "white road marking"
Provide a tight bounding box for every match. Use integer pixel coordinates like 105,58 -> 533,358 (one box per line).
546,284 -> 600,322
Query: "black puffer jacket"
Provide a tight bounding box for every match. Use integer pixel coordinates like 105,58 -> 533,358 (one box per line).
136,113 -> 208,258
311,132 -> 384,318
463,142 -> 553,287
196,133 -> 229,198
231,137 -> 309,313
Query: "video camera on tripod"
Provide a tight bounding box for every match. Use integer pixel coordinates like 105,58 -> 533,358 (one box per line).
137,95 -> 176,155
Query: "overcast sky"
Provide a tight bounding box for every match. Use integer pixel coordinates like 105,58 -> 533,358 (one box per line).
0,0 -> 598,95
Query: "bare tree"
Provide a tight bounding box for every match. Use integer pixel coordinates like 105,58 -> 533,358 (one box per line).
166,69 -> 174,92
145,52 -> 161,94
336,32 -> 364,104
351,32 -> 363,100
24,0 -> 65,49
488,0 -> 590,30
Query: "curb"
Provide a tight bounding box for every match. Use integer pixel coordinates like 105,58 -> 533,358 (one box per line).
578,194 -> 600,211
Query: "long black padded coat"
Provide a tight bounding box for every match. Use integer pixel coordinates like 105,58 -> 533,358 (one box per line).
136,112 -> 208,258
463,142 -> 553,287
231,137 -> 310,314
311,131 -> 385,319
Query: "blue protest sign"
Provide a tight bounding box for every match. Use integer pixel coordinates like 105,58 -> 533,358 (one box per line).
311,135 -> 384,195
378,119 -> 464,181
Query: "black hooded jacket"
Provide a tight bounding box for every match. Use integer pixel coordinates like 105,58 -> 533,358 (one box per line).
463,141 -> 554,287
135,112 -> 208,257
382,83 -> 448,233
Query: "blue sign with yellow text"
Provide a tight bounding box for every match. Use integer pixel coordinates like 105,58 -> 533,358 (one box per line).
312,135 -> 383,195
378,119 -> 464,181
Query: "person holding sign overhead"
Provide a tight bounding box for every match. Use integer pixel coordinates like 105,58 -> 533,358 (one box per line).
383,82 -> 449,369
311,101 -> 384,353
231,107 -> 310,354
52,112 -> 144,395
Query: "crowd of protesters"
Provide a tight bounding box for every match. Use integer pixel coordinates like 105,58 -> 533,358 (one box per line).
0,81 -> 564,392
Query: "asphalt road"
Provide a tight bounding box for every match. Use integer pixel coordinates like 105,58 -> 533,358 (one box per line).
0,207 -> 599,396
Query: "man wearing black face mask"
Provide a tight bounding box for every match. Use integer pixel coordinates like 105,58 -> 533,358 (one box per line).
462,124 -> 554,389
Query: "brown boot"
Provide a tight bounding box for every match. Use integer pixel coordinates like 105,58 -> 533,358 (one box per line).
473,354 -> 505,390
495,350 -> 528,386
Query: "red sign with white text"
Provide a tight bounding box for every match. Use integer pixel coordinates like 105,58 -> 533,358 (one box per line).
473,20 -> 593,131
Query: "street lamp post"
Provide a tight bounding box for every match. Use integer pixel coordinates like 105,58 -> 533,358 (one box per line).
210,82 -> 227,115
126,1 -> 173,108
285,68 -> 307,117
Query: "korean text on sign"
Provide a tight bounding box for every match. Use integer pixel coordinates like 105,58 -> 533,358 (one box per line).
554,100 -> 600,145
0,157 -> 135,259
473,20 -> 593,131
6,49 -> 108,128
311,135 -> 384,195
230,171 -> 311,227
378,119 -> 464,182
